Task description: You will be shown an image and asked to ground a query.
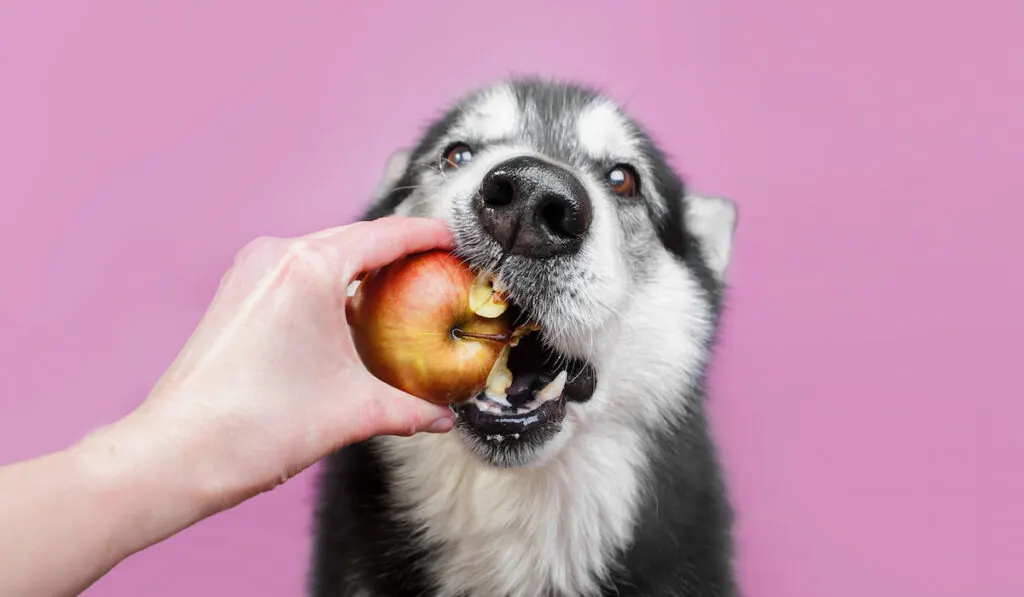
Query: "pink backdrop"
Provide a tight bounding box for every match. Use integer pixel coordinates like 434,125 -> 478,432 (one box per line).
2,1 -> 1022,595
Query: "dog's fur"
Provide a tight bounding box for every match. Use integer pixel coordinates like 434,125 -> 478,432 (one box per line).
309,78 -> 739,597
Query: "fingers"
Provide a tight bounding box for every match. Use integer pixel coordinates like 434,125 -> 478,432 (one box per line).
374,384 -> 456,437
341,376 -> 456,445
311,217 -> 454,277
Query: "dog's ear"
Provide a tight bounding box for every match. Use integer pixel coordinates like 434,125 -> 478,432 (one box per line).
370,148 -> 412,203
685,194 -> 738,281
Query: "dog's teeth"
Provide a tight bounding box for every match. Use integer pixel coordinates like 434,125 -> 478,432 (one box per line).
485,345 -> 513,404
484,389 -> 512,406
537,370 -> 568,402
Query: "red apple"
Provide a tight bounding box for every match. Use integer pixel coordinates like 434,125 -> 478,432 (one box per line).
346,250 -> 514,405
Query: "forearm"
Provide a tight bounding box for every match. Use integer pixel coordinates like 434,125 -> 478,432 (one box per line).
0,219 -> 454,595
0,446 -> 121,596
0,408 -> 233,597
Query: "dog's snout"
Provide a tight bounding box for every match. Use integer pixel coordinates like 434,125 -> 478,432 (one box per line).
476,156 -> 592,258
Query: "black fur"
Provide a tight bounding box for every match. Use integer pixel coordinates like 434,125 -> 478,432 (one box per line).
599,407 -> 736,596
311,441 -> 436,595
310,411 -> 736,596
310,79 -> 736,597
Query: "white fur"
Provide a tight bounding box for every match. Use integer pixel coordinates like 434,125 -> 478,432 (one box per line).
576,99 -> 639,160
370,88 -> 732,597
376,252 -> 712,597
378,423 -> 644,597
685,194 -> 738,281
574,98 -> 668,218
457,85 -> 522,142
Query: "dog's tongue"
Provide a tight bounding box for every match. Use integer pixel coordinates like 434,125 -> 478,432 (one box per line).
506,371 -> 541,406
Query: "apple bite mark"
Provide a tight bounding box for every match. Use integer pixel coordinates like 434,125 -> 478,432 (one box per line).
468,273 -> 509,319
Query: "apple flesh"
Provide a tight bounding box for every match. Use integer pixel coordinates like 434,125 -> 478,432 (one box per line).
346,250 -> 514,405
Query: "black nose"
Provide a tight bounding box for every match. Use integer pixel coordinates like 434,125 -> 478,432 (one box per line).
474,156 -> 593,259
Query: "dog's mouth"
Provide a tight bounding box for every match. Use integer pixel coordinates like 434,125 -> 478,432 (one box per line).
453,303 -> 597,439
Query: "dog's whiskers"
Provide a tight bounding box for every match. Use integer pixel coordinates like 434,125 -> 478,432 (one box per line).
386,181 -> 442,194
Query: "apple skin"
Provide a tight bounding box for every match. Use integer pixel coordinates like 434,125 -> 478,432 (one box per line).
346,250 -> 511,405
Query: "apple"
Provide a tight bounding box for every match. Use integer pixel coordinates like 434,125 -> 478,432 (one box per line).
346,250 -> 515,405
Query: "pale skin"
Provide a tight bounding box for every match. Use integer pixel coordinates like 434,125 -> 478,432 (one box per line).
0,216 -> 457,597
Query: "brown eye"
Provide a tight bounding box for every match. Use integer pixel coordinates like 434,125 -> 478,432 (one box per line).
443,143 -> 474,169
607,165 -> 639,197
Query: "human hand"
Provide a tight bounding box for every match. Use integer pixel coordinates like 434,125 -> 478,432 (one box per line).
80,217 -> 457,547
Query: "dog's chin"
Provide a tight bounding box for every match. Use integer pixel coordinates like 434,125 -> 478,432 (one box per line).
453,406 -> 568,468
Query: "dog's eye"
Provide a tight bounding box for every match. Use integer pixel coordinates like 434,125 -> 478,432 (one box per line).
607,165 -> 639,197
443,143 -> 474,169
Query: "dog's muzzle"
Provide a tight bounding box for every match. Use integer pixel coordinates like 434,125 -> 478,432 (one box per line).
473,156 -> 593,259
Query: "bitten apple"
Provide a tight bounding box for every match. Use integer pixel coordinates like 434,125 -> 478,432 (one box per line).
346,250 -> 512,405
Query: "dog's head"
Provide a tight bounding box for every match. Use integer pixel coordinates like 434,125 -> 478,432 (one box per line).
367,79 -> 737,467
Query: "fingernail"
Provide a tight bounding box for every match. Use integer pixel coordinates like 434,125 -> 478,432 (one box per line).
427,416 -> 455,433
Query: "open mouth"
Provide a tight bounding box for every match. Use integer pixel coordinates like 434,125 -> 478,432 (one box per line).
453,303 -> 597,440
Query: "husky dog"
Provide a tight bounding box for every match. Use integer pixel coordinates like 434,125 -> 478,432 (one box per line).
310,78 -> 739,597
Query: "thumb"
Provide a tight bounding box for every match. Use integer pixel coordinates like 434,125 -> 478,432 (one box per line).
344,375 -> 457,444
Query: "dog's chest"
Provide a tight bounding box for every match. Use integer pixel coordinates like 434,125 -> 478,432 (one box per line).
379,429 -> 646,597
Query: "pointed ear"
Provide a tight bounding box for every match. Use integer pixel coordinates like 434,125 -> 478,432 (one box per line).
685,194 -> 739,281
370,148 -> 411,203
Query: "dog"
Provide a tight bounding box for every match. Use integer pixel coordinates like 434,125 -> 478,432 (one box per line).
309,78 -> 739,597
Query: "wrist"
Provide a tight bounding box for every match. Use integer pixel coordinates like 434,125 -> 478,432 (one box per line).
69,402 -> 239,560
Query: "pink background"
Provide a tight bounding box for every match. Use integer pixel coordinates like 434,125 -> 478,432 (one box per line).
1,1 -> 1021,595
